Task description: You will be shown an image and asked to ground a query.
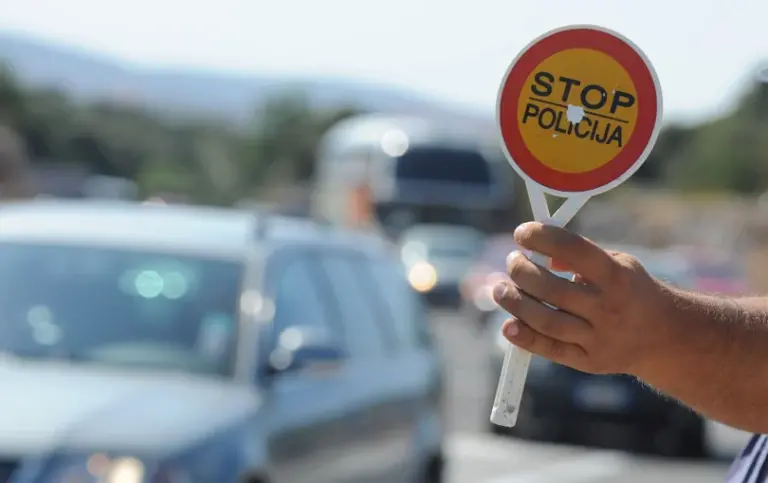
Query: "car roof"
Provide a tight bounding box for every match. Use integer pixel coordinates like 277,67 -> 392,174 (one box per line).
320,114 -> 499,156
0,200 -> 393,261
399,223 -> 485,241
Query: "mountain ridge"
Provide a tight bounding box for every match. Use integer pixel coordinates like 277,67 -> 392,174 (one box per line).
0,30 -> 493,128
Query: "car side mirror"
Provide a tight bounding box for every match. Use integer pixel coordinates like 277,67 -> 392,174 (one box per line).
268,325 -> 344,374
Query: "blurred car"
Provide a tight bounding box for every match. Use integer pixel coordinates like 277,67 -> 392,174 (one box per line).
689,257 -> 749,296
0,200 -> 446,483
397,224 -> 486,307
483,248 -> 705,457
604,244 -> 697,289
460,234 -> 520,331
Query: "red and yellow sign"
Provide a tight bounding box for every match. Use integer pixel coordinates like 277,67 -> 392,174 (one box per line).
498,26 -> 662,194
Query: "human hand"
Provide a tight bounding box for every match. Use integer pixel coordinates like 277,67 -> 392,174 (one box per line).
492,222 -> 678,377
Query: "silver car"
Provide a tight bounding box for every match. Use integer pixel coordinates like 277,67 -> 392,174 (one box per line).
397,224 -> 486,307
0,199 -> 447,483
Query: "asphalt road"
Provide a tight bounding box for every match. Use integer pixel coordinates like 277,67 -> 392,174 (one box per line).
429,309 -> 734,483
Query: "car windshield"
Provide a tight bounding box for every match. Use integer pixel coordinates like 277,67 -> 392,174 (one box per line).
0,242 -> 244,377
400,228 -> 484,262
394,147 -> 492,185
428,243 -> 479,259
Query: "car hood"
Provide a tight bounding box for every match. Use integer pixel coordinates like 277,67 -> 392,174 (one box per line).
0,358 -> 262,457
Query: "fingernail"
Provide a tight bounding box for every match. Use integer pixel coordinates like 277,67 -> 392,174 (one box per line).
506,250 -> 521,267
505,321 -> 520,337
513,222 -> 535,238
493,282 -> 508,300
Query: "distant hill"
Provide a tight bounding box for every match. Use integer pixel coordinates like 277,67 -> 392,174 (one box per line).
0,31 -> 493,129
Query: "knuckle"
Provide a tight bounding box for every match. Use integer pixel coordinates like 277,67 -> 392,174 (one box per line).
537,311 -> 561,338
582,359 -> 604,374
507,256 -> 524,280
621,254 -> 644,271
547,277 -> 569,304
546,338 -> 566,361
501,287 -> 523,312
513,224 -> 537,246
607,262 -> 633,293
516,325 -> 534,347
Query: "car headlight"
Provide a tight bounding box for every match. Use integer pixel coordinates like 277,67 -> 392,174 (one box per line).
41,454 -> 144,483
41,454 -> 191,483
408,261 -> 437,293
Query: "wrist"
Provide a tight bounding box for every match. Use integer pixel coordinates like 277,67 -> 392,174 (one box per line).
628,283 -> 697,382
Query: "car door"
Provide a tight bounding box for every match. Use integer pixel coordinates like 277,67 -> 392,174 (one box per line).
361,253 -> 446,479
262,247 -> 356,483
314,251 -> 417,482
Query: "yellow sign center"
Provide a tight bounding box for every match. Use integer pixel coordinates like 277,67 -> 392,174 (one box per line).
516,48 -> 639,173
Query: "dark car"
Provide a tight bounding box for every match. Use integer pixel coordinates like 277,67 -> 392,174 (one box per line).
0,200 -> 446,483
484,247 -> 704,457
397,224 -> 486,307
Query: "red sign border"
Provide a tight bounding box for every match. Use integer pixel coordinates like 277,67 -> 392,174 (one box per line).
498,26 -> 660,194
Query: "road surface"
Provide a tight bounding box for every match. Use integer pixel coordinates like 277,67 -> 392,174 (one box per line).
430,309 -> 734,483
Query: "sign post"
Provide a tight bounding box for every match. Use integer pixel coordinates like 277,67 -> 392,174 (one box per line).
490,24 -> 663,428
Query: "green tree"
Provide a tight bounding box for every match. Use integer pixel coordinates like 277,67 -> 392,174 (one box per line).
240,92 -> 360,197
661,81 -> 768,193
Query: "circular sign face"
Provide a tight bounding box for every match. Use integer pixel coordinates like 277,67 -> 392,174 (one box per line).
497,25 -> 663,196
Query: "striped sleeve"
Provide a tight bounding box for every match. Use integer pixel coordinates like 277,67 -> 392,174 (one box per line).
725,434 -> 768,483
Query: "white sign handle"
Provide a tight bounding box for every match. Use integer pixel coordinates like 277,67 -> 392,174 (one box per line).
490,181 -> 589,428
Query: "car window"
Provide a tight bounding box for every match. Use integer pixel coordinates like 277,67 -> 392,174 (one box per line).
394,147 -> 492,185
319,254 -> 389,358
0,242 -> 243,376
365,257 -> 432,350
271,256 -> 335,337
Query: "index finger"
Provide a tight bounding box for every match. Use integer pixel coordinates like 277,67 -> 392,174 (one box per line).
550,250 -> 622,273
513,222 -> 618,287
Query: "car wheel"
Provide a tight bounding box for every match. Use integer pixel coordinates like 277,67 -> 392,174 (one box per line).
677,421 -> 707,459
239,473 -> 269,483
649,422 -> 706,459
419,453 -> 445,483
651,428 -> 684,458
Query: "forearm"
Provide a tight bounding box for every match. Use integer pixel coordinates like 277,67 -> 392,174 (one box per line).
633,286 -> 768,432
733,296 -> 768,313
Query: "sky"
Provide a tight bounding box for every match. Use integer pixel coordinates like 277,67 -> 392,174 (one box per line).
0,0 -> 767,124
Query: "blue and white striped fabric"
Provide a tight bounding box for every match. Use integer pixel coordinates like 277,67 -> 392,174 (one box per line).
726,434 -> 768,482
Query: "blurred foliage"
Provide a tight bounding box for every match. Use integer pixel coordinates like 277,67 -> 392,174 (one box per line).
635,80 -> 768,194
0,64 -> 360,204
3,61 -> 768,204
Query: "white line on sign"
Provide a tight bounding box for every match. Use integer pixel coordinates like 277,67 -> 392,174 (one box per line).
481,451 -> 631,483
